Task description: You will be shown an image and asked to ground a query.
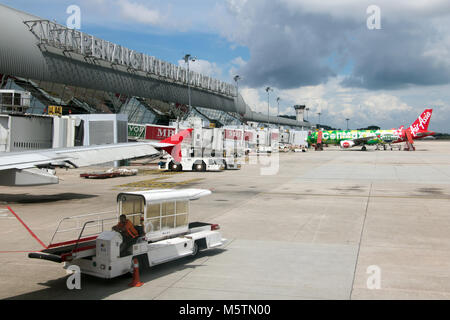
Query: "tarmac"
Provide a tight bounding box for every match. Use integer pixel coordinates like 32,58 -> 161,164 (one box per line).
1,140 -> 450,300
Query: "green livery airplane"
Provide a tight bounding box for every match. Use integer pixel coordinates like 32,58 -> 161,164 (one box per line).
306,109 -> 434,151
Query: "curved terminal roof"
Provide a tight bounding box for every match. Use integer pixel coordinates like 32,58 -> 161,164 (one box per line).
0,4 -> 310,128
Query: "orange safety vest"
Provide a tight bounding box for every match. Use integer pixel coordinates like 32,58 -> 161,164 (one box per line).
117,220 -> 139,239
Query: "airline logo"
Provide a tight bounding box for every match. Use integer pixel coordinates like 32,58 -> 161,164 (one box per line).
322,131 -> 376,140
410,109 -> 432,137
145,125 -> 176,141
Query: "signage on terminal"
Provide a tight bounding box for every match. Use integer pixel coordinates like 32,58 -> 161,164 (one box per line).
24,20 -> 236,98
145,125 -> 176,141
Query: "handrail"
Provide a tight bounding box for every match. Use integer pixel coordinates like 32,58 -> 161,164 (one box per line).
71,213 -> 143,253
49,211 -> 115,246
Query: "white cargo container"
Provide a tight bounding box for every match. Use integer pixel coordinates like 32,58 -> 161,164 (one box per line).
222,128 -> 244,170
269,129 -> 280,153
244,128 -> 257,154
289,130 -> 309,147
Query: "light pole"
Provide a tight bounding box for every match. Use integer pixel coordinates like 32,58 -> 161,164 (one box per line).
317,112 -> 321,129
276,97 -> 281,130
305,107 -> 310,121
265,87 -> 273,127
234,75 -> 244,144
345,118 -> 350,130
234,75 -> 241,97
276,97 -> 281,118
184,54 -> 196,116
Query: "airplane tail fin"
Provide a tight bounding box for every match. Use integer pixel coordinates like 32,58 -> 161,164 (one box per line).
159,128 -> 193,162
409,109 -> 433,137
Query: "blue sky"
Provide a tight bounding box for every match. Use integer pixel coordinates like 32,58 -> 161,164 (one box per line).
0,0 -> 250,71
1,0 -> 449,132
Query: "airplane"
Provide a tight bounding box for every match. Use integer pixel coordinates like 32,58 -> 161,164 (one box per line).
0,128 -> 192,186
307,109 -> 434,151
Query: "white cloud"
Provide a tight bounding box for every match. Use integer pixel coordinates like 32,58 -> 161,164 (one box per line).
117,0 -> 163,25
240,87 -> 281,116
228,56 -> 248,79
238,77 -> 450,130
177,59 -> 222,79
231,56 -> 247,68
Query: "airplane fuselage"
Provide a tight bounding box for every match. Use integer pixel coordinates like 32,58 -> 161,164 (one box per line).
307,129 -> 402,145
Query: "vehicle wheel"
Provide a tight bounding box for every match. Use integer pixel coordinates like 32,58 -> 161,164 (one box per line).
361,146 -> 367,151
194,162 -> 206,172
223,161 -> 228,170
172,163 -> 182,172
191,242 -> 199,257
136,254 -> 150,271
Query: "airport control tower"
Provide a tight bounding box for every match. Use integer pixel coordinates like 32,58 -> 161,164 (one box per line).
293,105 -> 306,122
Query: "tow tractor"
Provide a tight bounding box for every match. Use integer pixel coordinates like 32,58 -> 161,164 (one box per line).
159,153 -> 225,172
29,189 -> 226,279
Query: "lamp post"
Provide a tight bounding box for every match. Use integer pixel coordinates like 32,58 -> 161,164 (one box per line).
265,87 -> 273,127
234,75 -> 241,97
345,118 -> 350,130
184,54 -> 196,116
305,107 -> 310,121
234,75 -> 244,142
276,97 -> 281,130
276,97 -> 281,118
317,112 -> 321,129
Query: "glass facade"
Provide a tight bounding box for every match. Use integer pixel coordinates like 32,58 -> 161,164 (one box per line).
1,77 -> 259,128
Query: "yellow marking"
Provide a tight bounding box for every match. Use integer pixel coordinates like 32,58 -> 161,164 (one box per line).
137,169 -> 183,176
115,177 -> 204,190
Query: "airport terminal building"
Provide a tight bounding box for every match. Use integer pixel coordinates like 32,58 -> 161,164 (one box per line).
0,4 -> 311,129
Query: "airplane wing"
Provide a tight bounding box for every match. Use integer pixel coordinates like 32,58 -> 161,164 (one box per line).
349,135 -> 379,146
0,128 -> 193,186
0,142 -> 162,186
0,142 -> 160,171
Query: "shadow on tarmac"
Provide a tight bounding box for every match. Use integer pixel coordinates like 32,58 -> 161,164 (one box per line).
0,193 -> 98,204
5,249 -> 226,300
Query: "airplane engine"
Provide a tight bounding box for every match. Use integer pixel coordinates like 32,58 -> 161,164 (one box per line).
340,140 -> 355,149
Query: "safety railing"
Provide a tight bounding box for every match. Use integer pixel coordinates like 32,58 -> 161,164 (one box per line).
48,211 -> 116,248
71,213 -> 142,253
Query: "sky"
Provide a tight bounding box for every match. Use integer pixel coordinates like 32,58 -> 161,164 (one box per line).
1,0 -> 450,132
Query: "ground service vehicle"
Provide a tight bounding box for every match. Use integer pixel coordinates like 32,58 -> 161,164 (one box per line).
159,127 -> 225,172
29,189 -> 226,279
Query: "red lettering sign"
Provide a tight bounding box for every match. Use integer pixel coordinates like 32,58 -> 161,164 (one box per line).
225,129 -> 243,141
145,125 -> 176,141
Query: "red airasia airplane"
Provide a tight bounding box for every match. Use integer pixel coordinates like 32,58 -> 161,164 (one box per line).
390,109 -> 434,148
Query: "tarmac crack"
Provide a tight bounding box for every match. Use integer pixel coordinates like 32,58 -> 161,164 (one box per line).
349,182 -> 373,299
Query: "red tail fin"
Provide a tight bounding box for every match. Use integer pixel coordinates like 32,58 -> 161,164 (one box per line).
160,128 -> 192,162
159,128 -> 193,145
410,109 -> 432,137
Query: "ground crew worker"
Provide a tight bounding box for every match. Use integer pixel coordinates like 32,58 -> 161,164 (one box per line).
113,214 -> 139,256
